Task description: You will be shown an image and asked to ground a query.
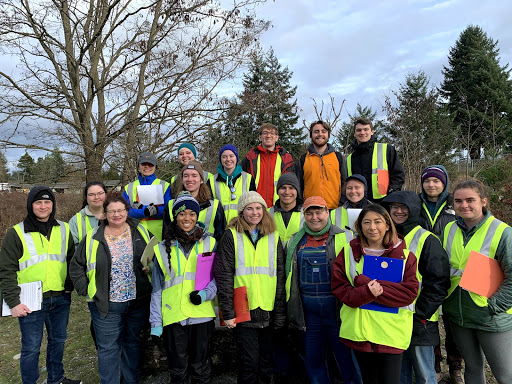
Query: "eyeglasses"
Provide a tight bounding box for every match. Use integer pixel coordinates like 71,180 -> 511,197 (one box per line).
261,131 -> 277,137
230,186 -> 236,200
87,191 -> 106,198
106,208 -> 127,215
390,204 -> 409,212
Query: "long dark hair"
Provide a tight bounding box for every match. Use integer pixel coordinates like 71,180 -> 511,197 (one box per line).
82,181 -> 107,208
355,204 -> 398,248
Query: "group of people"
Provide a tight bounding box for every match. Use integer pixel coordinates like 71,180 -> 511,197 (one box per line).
0,118 -> 511,384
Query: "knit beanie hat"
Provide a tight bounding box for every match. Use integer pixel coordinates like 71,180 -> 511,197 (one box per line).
276,173 -> 300,195
33,188 -> 55,203
421,166 -> 447,185
177,143 -> 197,158
181,160 -> 205,181
237,191 -> 267,214
172,192 -> 200,217
219,144 -> 239,163
346,174 -> 368,191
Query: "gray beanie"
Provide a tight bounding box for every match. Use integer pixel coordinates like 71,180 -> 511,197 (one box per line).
276,173 -> 300,196
237,191 -> 267,214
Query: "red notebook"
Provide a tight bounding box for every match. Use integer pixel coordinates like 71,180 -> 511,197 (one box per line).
219,286 -> 251,326
459,251 -> 504,298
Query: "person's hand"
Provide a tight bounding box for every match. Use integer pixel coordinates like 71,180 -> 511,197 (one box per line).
11,304 -> 31,318
144,203 -> 158,217
224,318 -> 236,329
151,325 -> 163,337
368,279 -> 383,297
131,201 -> 143,209
189,290 -> 206,305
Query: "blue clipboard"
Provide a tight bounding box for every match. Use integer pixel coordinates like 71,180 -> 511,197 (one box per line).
360,256 -> 404,314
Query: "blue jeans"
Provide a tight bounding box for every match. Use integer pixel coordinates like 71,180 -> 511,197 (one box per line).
18,292 -> 71,384
400,345 -> 437,384
301,294 -> 362,384
89,300 -> 148,384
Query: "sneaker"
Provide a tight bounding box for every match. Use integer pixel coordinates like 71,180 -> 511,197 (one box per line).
450,370 -> 464,384
60,378 -> 82,384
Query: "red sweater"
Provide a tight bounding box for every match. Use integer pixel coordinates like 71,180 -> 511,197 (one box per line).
331,236 -> 419,354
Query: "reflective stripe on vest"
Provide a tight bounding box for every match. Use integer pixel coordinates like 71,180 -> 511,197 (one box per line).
443,217 -> 511,313
231,228 -> 278,311
14,221 -> 69,293
340,245 -> 413,350
330,207 -> 349,230
404,226 -> 439,321
347,143 -> 389,199
154,237 -> 216,325
268,207 -> 304,246
85,224 -> 150,300
255,153 -> 282,204
212,172 -> 251,223
76,212 -> 93,243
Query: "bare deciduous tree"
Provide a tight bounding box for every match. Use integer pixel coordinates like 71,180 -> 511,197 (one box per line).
0,0 -> 269,181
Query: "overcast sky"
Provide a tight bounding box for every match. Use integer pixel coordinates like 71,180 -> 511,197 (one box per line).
3,0 -> 512,170
254,0 -> 512,126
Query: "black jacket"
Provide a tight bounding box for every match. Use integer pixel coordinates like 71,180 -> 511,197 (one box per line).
347,136 -> 405,202
214,228 -> 286,328
382,191 -> 450,346
70,217 -> 152,318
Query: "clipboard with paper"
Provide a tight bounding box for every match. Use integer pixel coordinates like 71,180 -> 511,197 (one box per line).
137,184 -> 164,205
195,252 -> 216,290
360,256 -> 404,314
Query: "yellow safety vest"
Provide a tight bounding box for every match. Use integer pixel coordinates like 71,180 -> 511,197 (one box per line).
404,225 -> 440,322
330,207 -> 349,230
347,143 -> 389,200
285,230 -> 351,301
268,206 -> 304,247
255,153 -> 282,205
231,228 -> 279,311
339,245 -> 414,350
125,178 -> 169,241
76,212 -> 93,243
443,217 -> 512,313
167,199 -> 220,235
212,172 -> 252,224
421,201 -> 447,228
154,236 -> 216,326
85,224 -> 150,300
13,221 -> 70,293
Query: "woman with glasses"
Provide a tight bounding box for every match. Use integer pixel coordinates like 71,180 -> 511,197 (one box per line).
70,192 -> 153,384
208,144 -> 256,224
69,181 -> 107,247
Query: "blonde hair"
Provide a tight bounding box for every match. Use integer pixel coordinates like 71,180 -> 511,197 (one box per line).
228,205 -> 276,236
355,205 -> 399,248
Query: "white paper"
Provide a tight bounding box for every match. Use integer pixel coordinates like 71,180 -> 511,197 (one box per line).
141,236 -> 160,267
2,281 -> 43,316
137,184 -> 164,205
347,208 -> 362,231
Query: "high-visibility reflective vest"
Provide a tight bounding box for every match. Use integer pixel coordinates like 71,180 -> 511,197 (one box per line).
167,199 -> 220,235
212,173 -> 252,224
85,224 -> 150,300
285,230 -> 352,301
330,207 -> 349,230
13,221 -> 70,293
443,217 -> 512,313
422,201 -> 447,228
347,143 -> 389,199
231,228 -> 279,311
171,171 -> 214,188
339,245 -> 414,350
154,236 -> 216,326
255,153 -> 282,205
404,225 -> 439,322
125,178 -> 169,241
76,212 -> 94,243
268,206 -> 304,247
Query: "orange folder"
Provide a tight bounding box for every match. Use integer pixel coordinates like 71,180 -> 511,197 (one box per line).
219,286 -> 251,326
459,251 -> 504,298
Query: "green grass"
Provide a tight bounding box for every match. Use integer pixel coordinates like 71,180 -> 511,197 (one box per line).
0,293 -> 100,384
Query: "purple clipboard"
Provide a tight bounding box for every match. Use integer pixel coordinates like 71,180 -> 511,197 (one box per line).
195,252 -> 216,290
